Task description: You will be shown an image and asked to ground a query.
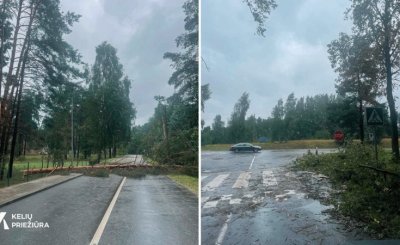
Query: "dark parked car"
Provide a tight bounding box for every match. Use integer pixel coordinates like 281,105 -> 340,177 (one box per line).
229,143 -> 262,153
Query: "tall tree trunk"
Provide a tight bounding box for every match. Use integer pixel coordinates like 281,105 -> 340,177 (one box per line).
0,0 -> 23,122
383,1 -> 399,161
359,98 -> 364,143
0,0 -> 8,99
0,80 -> 19,179
8,63 -> 25,178
17,133 -> 22,156
7,1 -> 38,178
0,0 -> 25,179
23,137 -> 26,156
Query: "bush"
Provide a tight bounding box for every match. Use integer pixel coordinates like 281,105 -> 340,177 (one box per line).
293,143 -> 400,238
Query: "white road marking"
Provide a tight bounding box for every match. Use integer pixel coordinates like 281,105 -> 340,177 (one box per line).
202,196 -> 210,204
243,194 -> 253,198
252,196 -> 264,204
90,177 -> 126,245
201,175 -> 209,181
202,174 -> 229,192
220,194 -> 233,201
229,198 -> 241,205
216,213 -> 232,245
275,190 -> 297,201
232,172 -> 251,189
262,170 -> 278,186
249,155 -> 256,170
203,200 -> 218,209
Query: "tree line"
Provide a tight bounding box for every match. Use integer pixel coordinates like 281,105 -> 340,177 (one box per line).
202,92 -> 392,145
0,0 -> 134,181
0,0 -> 199,180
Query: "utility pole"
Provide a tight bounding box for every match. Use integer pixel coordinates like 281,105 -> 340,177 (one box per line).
71,90 -> 74,166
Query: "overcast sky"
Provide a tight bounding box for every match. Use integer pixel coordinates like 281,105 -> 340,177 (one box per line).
202,0 -> 354,126
60,0 -> 185,125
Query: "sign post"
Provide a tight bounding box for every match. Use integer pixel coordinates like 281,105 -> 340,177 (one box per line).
366,107 -> 384,164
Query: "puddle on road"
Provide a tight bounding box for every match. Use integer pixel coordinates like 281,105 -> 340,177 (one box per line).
300,200 -> 334,221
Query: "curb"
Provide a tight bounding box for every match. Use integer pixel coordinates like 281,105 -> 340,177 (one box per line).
0,174 -> 83,208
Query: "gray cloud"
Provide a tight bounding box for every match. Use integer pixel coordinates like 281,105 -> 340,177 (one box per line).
202,0 -> 352,126
60,0 -> 185,125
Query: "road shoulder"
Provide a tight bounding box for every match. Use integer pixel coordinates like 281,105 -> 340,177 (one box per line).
0,173 -> 82,207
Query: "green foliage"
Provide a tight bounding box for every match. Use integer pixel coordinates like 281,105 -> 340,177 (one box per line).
83,42 -> 135,159
229,92 -> 250,142
243,0 -> 277,36
346,0 -> 400,159
294,144 -> 400,238
203,93 -> 389,144
129,0 -> 198,166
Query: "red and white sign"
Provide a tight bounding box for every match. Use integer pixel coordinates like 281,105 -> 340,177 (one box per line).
333,130 -> 344,142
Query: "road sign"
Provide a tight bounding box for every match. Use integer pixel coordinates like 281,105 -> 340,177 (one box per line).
333,130 -> 344,142
366,107 -> 384,126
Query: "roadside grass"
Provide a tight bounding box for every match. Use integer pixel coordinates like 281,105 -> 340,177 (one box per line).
109,165 -> 198,195
292,143 -> 400,238
168,174 -> 198,195
78,167 -> 199,195
0,154 -> 90,188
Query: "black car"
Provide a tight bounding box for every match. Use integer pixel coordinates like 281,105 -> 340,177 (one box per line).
229,143 -> 262,153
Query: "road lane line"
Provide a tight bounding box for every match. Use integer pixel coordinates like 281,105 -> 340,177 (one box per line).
232,172 -> 251,189
202,174 -> 229,192
216,213 -> 232,245
249,155 -> 256,170
203,200 -> 219,209
229,198 -> 241,205
262,170 -> 278,186
202,196 -> 210,204
90,177 -> 126,245
201,175 -> 209,181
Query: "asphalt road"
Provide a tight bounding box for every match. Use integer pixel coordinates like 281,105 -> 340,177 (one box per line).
0,174 -> 198,245
201,149 -> 368,245
0,175 -> 123,245
99,176 -> 198,245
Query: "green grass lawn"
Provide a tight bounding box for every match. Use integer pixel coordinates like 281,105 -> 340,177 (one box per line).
168,174 -> 198,195
0,154 -> 90,188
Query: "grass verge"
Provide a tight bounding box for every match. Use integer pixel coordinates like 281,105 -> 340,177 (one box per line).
292,143 -> 400,238
168,174 -> 198,195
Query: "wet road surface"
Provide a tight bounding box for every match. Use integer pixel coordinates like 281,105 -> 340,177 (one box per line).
0,174 -> 198,245
99,175 -> 198,245
201,149 -> 367,245
0,175 -> 123,245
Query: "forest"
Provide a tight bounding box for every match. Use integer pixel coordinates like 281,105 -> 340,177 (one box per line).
0,0 -> 198,185
201,92 -> 391,144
